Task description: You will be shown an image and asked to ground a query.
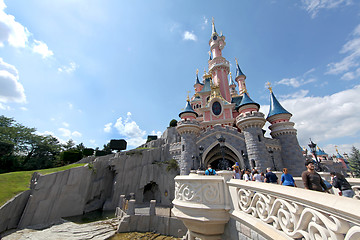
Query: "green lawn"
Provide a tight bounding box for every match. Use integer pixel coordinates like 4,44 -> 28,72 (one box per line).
0,164 -> 86,207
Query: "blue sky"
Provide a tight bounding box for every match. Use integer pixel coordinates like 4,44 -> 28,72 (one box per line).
0,0 -> 360,155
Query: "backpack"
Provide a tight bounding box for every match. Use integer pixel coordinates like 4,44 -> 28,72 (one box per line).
208,169 -> 215,175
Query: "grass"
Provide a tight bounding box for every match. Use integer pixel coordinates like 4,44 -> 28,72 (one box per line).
0,164 -> 85,207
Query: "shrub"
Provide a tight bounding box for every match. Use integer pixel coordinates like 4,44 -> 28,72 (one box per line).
169,119 -> 177,127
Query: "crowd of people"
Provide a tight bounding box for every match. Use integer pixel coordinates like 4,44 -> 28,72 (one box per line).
204,160 -> 355,198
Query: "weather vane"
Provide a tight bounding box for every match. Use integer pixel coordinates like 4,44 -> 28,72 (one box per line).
266,82 -> 273,93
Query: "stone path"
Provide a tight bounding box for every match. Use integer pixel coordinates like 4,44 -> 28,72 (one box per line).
1,218 -> 119,240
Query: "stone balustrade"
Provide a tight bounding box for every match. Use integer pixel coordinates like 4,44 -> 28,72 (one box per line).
172,173 -> 360,240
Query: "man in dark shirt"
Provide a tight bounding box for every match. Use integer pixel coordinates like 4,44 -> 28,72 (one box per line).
302,161 -> 327,192
264,168 -> 278,184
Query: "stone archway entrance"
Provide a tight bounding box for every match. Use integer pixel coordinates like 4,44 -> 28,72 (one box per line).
205,145 -> 240,170
143,181 -> 161,203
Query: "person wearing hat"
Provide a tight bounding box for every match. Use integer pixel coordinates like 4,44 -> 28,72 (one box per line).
232,162 -> 241,179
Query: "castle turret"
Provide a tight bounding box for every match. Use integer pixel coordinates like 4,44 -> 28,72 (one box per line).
236,92 -> 270,171
235,58 -> 247,96
229,72 -> 237,97
266,83 -> 305,176
208,18 -> 231,102
193,69 -> 203,93
177,98 -> 201,175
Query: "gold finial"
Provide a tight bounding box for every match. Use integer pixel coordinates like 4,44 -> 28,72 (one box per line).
229,72 -> 232,78
266,82 -> 273,93
212,17 -> 214,25
186,91 -> 190,101
196,69 -> 199,75
335,145 -> 339,153
235,57 -> 238,65
204,67 -> 206,74
208,51 -> 211,57
220,31 -> 222,36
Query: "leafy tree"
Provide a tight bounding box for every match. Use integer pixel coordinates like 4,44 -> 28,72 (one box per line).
60,150 -> 83,165
102,142 -> 113,155
75,142 -> 85,152
349,146 -> 360,178
169,119 -> 177,127
63,139 -> 75,151
83,148 -> 94,156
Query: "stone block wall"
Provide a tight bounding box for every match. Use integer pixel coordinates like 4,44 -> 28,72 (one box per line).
222,217 -> 269,240
0,190 -> 30,233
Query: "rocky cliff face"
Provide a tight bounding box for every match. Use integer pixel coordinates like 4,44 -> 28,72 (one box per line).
0,136 -> 180,231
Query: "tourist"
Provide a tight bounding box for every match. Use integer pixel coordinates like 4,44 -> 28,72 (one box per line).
205,164 -> 216,175
264,167 -> 278,184
242,169 -> 251,181
330,172 -> 355,198
252,170 -> 264,182
301,160 -> 327,192
280,168 -> 297,187
232,163 -> 241,179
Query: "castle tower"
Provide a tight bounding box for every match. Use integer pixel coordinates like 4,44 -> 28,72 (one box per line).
266,84 -> 305,176
235,58 -> 247,96
193,69 -> 203,93
208,18 -> 231,102
177,98 -> 201,175
229,72 -> 237,97
235,92 -> 271,170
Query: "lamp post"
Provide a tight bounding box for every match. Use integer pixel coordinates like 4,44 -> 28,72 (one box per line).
217,135 -> 228,170
199,146 -> 204,170
308,139 -> 322,172
268,149 -> 277,171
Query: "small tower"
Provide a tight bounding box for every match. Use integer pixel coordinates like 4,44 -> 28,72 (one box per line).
193,69 -> 203,93
176,96 -> 201,175
236,92 -> 270,171
266,83 -> 305,176
229,72 -> 237,97
235,58 -> 247,96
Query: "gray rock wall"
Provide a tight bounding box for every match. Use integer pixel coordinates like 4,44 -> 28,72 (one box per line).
0,190 -> 30,233
222,217 -> 268,240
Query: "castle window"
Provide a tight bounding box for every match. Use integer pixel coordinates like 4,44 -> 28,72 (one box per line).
258,135 -> 261,142
182,145 -> 184,151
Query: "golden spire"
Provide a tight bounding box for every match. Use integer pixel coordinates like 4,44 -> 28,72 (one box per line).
235,57 -> 238,66
186,91 -> 190,101
208,51 -> 211,58
204,67 -> 206,74
212,17 -> 214,26
266,82 -> 273,93
335,145 -> 339,153
196,69 -> 199,75
229,72 -> 232,79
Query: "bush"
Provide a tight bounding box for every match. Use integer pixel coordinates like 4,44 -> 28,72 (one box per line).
83,148 -> 94,156
95,150 -> 107,157
169,119 -> 177,127
60,150 -> 83,164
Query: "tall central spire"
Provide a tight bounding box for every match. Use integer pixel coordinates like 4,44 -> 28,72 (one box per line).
212,17 -> 217,35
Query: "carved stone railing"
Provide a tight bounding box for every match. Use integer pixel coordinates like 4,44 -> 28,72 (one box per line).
172,174 -> 230,239
228,180 -> 360,240
172,174 -> 360,240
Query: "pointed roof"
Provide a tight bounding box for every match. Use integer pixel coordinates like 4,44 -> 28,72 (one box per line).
234,58 -> 245,78
316,147 -> 327,156
179,100 -> 198,117
238,92 -> 260,109
267,91 -> 291,118
194,70 -> 202,85
199,77 -> 212,93
229,72 -> 236,86
212,17 -> 217,35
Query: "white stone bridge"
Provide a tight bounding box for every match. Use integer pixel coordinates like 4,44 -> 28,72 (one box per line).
172,171 -> 360,240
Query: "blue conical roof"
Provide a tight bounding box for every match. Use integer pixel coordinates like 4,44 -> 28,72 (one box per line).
267,92 -> 291,118
194,73 -> 202,85
199,78 -> 211,93
179,100 -> 198,117
212,20 -> 217,35
229,74 -> 236,86
238,92 -> 260,109
316,148 -> 327,156
236,62 -> 245,78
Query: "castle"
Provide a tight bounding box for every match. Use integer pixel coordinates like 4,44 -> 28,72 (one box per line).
176,19 -> 305,176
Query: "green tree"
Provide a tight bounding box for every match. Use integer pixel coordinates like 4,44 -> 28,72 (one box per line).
349,146 -> 360,178
63,139 -> 75,151
102,142 -> 113,154
169,119 -> 177,127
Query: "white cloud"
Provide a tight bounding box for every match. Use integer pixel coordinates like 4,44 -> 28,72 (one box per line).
276,73 -> 316,88
89,139 -> 96,145
32,39 -> 53,59
0,58 -> 26,103
202,16 -> 209,30
341,67 -> 360,80
0,102 -> 10,110
0,0 -> 29,48
322,142 -> 360,157
104,122 -> 112,133
279,89 -> 309,99
327,24 -> 360,76
20,106 -> 27,111
262,85 -> 360,152
68,102 -> 73,109
301,0 -> 352,18
58,61 -> 78,73
183,31 -> 197,41
150,130 -> 162,138
58,127 -> 82,138
62,122 -> 70,127
113,112 -> 147,147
